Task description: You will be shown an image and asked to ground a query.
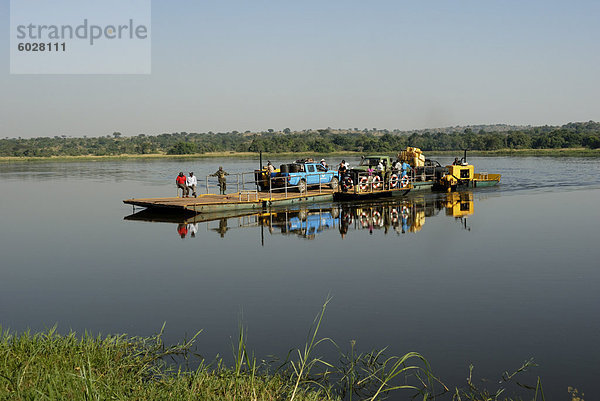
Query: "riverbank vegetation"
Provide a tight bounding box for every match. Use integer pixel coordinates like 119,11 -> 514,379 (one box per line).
0,303 -> 547,400
1,121 -> 599,159
0,326 -> 546,401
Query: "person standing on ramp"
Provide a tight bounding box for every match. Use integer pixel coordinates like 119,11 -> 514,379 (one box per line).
211,166 -> 229,195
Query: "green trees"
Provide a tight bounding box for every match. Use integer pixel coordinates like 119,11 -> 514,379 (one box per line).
1,122 -> 599,158
506,131 -> 532,149
167,141 -> 198,155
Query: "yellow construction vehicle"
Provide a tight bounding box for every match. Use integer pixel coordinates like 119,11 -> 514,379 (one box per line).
438,163 -> 474,190
435,150 -> 500,191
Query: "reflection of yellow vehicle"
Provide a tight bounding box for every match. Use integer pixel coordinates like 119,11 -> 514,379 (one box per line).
445,192 -> 474,218
410,209 -> 426,232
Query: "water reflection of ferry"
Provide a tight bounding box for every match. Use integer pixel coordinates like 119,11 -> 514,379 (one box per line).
338,191 -> 474,236
124,208 -> 259,239
125,192 -> 475,240
259,208 -> 340,240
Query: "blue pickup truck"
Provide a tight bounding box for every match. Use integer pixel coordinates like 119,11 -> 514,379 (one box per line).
273,161 -> 339,192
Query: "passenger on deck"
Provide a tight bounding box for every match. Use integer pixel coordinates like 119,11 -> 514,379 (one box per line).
338,160 -> 348,181
366,166 -> 375,188
401,161 -> 411,178
320,159 -> 328,169
453,157 -> 460,165
338,160 -> 347,174
266,161 -> 275,175
176,172 -> 189,197
376,160 -> 385,187
187,172 -> 197,198
211,166 -> 229,195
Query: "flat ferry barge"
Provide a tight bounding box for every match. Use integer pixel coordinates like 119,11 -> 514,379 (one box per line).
123,149 -> 500,214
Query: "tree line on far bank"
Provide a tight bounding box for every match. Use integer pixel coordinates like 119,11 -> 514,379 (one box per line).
2,121 -> 599,158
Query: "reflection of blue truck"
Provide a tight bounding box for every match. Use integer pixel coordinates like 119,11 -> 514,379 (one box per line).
274,161 -> 339,192
288,211 -> 338,238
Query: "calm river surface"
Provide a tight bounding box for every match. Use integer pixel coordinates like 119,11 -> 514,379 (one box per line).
1,156 -> 599,399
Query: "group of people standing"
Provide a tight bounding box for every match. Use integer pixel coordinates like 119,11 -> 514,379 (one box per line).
176,167 -> 230,197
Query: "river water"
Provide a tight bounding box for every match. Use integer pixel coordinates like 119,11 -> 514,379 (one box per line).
0,156 -> 599,399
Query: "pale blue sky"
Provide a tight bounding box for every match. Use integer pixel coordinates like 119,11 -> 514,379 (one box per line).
1,0 -> 599,138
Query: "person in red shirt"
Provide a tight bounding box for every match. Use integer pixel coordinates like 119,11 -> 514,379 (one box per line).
176,172 -> 189,197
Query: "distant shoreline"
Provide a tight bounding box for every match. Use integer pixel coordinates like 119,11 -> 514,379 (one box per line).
0,148 -> 598,163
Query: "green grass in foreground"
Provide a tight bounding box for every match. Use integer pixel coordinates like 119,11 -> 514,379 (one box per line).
0,326 -> 334,401
0,301 -> 547,400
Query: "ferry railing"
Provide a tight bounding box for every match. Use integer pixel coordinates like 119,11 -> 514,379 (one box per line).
239,190 -> 259,201
201,171 -> 336,200
203,171 -> 260,196
265,171 -> 337,200
199,168 -> 418,199
412,165 -> 442,182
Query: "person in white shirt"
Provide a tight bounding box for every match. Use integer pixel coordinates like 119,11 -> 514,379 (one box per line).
187,172 -> 198,198
266,161 -> 275,175
377,160 -> 384,171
